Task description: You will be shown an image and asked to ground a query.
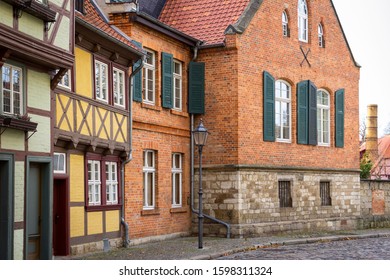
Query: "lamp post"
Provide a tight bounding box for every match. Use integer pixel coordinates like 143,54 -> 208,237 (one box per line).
192,119 -> 209,249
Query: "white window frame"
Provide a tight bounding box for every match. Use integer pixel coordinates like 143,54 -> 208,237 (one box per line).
113,67 -> 125,107
172,153 -> 182,207
298,0 -> 308,42
95,60 -> 109,103
143,150 -> 156,209
282,11 -> 289,37
53,153 -> 66,174
318,23 -> 324,47
1,64 -> 23,116
317,89 -> 330,146
275,80 -> 291,143
173,60 -> 182,111
57,69 -> 71,89
142,50 -> 156,105
105,162 -> 118,205
88,160 -> 101,206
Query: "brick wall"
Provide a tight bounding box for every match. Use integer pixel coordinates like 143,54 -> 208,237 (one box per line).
111,14 -> 193,239
197,0 -> 360,169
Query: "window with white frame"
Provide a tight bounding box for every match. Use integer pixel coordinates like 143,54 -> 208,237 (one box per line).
282,11 -> 289,37
106,162 -> 118,205
172,153 -> 182,207
95,60 -> 108,103
58,69 -> 71,89
318,23 -> 324,47
173,60 -> 182,110
317,89 -> 330,145
143,150 -> 156,209
113,67 -> 125,107
1,64 -> 23,116
298,0 -> 308,42
275,80 -> 291,142
143,50 -> 155,104
53,153 -> 66,174
88,160 -> 101,206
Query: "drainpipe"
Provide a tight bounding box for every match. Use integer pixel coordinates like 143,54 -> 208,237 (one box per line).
121,56 -> 144,248
190,43 -> 231,238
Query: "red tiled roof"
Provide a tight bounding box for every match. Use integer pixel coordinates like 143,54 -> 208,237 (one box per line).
159,0 -> 251,45
76,0 -> 142,52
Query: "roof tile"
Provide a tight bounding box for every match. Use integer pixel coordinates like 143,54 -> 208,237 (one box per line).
159,0 -> 250,45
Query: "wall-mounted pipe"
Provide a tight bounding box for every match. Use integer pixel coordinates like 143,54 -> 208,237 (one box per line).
121,57 -> 144,248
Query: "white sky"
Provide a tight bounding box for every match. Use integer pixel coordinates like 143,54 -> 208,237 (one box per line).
332,0 -> 390,135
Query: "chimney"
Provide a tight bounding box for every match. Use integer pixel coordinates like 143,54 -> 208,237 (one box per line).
366,104 -> 378,163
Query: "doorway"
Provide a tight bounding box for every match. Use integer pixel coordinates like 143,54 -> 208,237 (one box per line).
53,178 -> 69,256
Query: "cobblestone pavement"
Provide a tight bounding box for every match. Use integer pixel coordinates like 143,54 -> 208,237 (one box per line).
68,228 -> 390,260
217,236 -> 390,260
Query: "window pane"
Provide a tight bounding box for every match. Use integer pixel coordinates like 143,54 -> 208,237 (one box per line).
147,173 -> 153,206
175,174 -> 180,205
2,66 -> 10,90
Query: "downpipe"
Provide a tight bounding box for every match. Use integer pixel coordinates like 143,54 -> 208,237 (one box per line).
121,56 -> 145,248
190,115 -> 231,238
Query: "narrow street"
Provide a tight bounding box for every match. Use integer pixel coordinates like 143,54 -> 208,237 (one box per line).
217,236 -> 390,260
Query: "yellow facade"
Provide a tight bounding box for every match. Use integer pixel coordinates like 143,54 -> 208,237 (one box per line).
75,47 -> 93,98
106,211 -> 120,232
87,212 -> 103,235
70,154 -> 85,203
70,207 -> 85,238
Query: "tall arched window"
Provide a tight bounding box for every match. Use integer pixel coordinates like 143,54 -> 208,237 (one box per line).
282,11 -> 289,37
298,0 -> 308,42
318,23 -> 324,47
275,80 -> 291,142
317,89 -> 330,145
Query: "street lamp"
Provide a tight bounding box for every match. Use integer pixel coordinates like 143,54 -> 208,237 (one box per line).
192,119 -> 209,249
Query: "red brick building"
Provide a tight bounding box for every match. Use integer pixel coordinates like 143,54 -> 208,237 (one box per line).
101,0 -> 361,239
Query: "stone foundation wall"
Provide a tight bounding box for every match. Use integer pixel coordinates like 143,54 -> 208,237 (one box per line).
360,180 -> 390,228
193,167 -> 361,237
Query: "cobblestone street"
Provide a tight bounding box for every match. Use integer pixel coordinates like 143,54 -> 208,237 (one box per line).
217,236 -> 390,260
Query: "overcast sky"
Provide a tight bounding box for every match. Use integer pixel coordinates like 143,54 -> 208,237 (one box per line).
332,0 -> 390,135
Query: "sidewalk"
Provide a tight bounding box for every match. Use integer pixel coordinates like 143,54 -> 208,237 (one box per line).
68,228 -> 390,260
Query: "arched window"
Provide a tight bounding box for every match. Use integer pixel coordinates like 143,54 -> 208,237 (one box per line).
317,89 -> 330,145
318,23 -> 324,47
298,0 -> 308,42
275,80 -> 291,142
282,11 -> 289,37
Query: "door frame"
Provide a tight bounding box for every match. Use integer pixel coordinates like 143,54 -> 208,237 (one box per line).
25,156 -> 53,260
53,176 -> 70,256
0,153 -> 14,260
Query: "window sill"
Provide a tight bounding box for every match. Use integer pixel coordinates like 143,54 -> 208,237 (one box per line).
276,139 -> 292,144
170,110 -> 188,118
170,207 -> 187,214
141,103 -> 161,112
141,208 -> 160,216
85,204 -> 122,212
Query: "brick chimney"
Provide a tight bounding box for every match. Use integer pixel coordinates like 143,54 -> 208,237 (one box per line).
366,104 -> 378,163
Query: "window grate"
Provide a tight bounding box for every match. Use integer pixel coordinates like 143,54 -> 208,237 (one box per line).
320,181 -> 331,206
278,181 -> 292,208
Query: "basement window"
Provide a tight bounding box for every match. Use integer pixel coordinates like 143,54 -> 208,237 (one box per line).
278,181 -> 292,208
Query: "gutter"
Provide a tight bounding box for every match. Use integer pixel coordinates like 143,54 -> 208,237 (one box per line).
120,56 -> 145,248
190,44 -> 231,238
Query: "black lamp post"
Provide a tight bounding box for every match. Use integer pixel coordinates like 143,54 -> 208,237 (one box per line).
192,119 -> 209,249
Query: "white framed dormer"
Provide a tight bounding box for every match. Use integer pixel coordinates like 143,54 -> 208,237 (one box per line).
275,80 -> 291,143
298,0 -> 308,42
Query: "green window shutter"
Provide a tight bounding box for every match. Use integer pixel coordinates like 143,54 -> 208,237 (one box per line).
297,81 -> 309,144
263,71 -> 275,142
188,61 -> 205,114
132,40 -> 142,102
308,81 -> 318,145
335,89 -> 345,148
161,52 -> 173,108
